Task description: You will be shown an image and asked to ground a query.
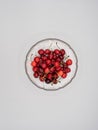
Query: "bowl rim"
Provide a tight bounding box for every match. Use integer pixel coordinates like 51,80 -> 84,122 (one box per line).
25,38 -> 78,91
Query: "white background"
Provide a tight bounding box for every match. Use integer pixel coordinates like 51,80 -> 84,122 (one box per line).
0,0 -> 98,130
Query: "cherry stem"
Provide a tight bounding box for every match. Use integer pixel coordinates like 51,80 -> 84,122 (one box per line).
43,72 -> 50,79
56,79 -> 61,83
51,82 -> 53,86
56,42 -> 61,49
49,43 -> 53,50
64,55 -> 69,61
30,54 -> 33,61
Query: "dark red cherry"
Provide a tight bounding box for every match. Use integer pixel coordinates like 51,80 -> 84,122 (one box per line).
54,49 -> 60,54
45,49 -> 51,54
45,79 -> 51,84
38,49 -> 44,55
66,59 -> 72,65
60,49 -> 66,55
33,72 -> 39,78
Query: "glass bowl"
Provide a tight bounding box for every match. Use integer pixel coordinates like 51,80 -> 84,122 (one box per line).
25,38 -> 78,91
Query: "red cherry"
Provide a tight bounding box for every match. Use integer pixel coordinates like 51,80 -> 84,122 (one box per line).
64,68 -> 71,73
38,49 -> 44,55
45,78 -> 52,84
66,59 -> 72,65
31,61 -> 37,67
54,62 -> 60,67
34,56 -> 40,63
45,49 -> 51,54
49,53 -> 53,59
32,66 -> 38,72
33,72 -> 39,78
41,55 -> 47,60
44,67 -> 50,73
62,73 -> 67,78
41,63 -> 47,69
54,49 -> 60,54
58,70 -> 63,76
60,49 -> 65,55
53,79 -> 58,84
46,59 -> 51,65
56,66 -> 61,71
47,73 -> 52,80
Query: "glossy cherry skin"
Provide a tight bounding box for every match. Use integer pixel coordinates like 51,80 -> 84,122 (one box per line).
33,72 -> 39,78
66,59 -> 72,65
31,61 -> 37,67
34,56 -> 40,63
61,73 -> 67,78
38,49 -> 44,55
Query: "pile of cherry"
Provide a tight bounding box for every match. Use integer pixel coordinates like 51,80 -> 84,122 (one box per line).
31,49 -> 72,84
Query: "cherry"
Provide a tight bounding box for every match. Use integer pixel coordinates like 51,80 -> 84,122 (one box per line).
33,72 -> 39,78
49,53 -> 53,59
44,67 -> 50,73
64,67 -> 71,73
34,56 -> 40,63
53,79 -> 58,84
33,66 -> 38,72
41,63 -> 47,69
60,49 -> 65,55
38,49 -> 44,55
54,61 -> 60,67
45,49 -> 51,54
54,49 -> 60,54
46,59 -> 51,65
31,61 -> 37,67
66,59 -> 72,65
47,73 -> 52,80
56,66 -> 61,71
45,79 -> 51,84
58,70 -> 63,76
62,73 -> 67,78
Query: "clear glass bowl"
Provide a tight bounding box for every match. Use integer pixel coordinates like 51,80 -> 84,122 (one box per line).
25,38 -> 78,91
